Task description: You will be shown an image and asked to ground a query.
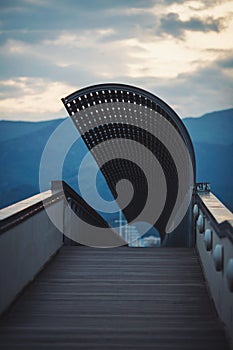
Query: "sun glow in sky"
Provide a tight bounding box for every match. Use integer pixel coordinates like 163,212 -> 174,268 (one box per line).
0,0 -> 232,120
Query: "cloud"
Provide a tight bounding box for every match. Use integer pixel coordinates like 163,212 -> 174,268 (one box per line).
165,0 -> 213,3
158,12 -> 225,38
217,56 -> 233,69
0,3 -> 156,54
0,77 -> 76,120
1,53 -> 232,121
0,0 -> 155,32
0,0 -> 232,121
145,62 -> 233,117
164,0 -> 221,9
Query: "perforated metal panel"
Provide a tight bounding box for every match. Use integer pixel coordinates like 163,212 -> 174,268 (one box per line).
62,83 -> 195,240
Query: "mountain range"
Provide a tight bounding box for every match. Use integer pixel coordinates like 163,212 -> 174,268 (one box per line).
0,108 -> 232,214
183,109 -> 233,212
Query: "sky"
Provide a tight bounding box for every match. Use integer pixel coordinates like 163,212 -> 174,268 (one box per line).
0,0 -> 232,121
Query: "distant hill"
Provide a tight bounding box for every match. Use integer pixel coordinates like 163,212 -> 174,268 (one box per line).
0,108 -> 232,213
0,118 -> 65,207
193,142 -> 233,211
0,119 -> 64,143
0,118 -> 121,223
183,108 -> 233,145
183,108 -> 233,211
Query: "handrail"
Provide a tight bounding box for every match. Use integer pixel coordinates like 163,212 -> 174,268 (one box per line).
0,191 -> 63,234
194,190 -> 233,340
0,181 -> 110,234
195,192 -> 233,243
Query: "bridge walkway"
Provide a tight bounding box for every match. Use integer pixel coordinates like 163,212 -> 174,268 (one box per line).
0,246 -> 230,349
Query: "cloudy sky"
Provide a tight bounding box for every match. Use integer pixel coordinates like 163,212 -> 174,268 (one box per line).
0,0 -> 232,121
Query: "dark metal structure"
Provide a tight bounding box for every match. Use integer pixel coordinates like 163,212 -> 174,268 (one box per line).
51,181 -> 110,229
62,83 -> 196,244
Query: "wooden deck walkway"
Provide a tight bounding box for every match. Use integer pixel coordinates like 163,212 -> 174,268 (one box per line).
0,247 -> 230,349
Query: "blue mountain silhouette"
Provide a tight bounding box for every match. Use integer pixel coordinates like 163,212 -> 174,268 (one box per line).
0,108 -> 232,213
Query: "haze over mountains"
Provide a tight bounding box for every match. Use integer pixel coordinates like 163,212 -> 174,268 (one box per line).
0,108 -> 232,214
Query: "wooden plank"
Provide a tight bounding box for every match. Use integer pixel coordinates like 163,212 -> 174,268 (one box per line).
0,247 -> 231,349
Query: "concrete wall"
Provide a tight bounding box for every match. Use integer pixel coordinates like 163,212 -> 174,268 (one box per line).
0,200 -> 63,315
195,192 -> 233,343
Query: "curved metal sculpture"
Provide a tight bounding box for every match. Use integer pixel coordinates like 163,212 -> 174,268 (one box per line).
62,83 -> 196,243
